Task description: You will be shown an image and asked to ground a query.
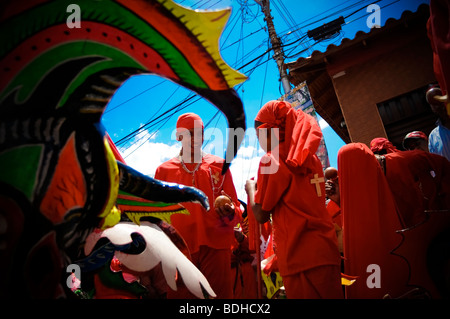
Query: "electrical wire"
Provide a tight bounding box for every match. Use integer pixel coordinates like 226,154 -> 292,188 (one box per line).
112,0 -> 408,151
345,0 -> 401,25
115,93 -> 197,146
103,80 -> 165,114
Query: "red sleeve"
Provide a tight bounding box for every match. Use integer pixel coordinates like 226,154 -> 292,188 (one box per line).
220,169 -> 242,226
254,153 -> 290,212
154,163 -> 166,181
326,200 -> 342,228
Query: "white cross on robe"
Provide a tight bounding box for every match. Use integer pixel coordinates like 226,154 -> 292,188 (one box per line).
310,173 -> 325,197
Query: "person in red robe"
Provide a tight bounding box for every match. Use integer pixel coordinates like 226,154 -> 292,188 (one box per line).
384,149 -> 450,228
369,137 -> 399,155
154,113 -> 241,299
338,142 -> 450,298
338,143 -> 409,299
230,226 -> 258,299
325,167 -> 343,254
245,100 -> 342,299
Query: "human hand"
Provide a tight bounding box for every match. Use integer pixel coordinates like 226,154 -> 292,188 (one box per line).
325,180 -> 340,205
245,178 -> 256,195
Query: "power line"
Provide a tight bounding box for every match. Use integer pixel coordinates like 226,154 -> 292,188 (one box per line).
279,0 -> 371,36
112,0 -> 407,151
345,0 -> 401,25
114,38 -> 272,149
281,0 -> 402,60
115,93 -> 197,146
104,80 -> 165,114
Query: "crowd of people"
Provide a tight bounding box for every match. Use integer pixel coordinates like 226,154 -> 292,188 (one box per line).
87,0 -> 450,301
138,84 -> 448,299
149,103 -> 342,299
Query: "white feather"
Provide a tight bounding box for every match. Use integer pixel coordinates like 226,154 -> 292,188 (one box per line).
84,221 -> 216,299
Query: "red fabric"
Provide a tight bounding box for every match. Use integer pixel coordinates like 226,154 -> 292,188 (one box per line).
260,221 -> 271,241
282,265 -> 343,299
232,262 -> 258,299
254,102 -> 340,279
167,246 -> 233,299
369,137 -> 399,154
231,235 -> 258,299
428,0 -> 450,96
246,193 -> 258,252
255,100 -> 322,169
338,143 -> 409,299
247,191 -> 271,251
326,200 -> 342,229
255,152 -> 340,277
176,112 -> 204,132
155,153 -> 240,254
384,149 -> 450,228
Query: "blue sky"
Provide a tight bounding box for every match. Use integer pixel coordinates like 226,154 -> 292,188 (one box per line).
101,0 -> 428,200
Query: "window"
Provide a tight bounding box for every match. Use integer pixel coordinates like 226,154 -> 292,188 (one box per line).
377,86 -> 437,149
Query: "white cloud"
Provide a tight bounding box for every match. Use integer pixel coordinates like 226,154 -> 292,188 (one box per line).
118,130 -> 179,177
230,150 -> 262,201
319,118 -> 330,130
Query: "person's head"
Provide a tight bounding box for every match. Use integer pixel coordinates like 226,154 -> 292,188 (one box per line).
254,120 -> 279,153
254,100 -> 289,153
402,131 -> 429,152
176,113 -> 204,157
426,86 -> 450,124
255,100 -> 323,171
370,137 -> 399,155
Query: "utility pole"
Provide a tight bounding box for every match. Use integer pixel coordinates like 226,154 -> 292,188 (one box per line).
255,0 -> 331,170
256,0 -> 291,94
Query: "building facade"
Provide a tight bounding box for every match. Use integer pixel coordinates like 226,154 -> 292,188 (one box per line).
286,4 -> 436,149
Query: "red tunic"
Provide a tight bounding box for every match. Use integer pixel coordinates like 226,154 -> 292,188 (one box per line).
254,151 -> 340,277
252,100 -> 342,298
338,143 -> 409,299
384,149 -> 450,228
326,200 -> 342,229
154,153 -> 240,254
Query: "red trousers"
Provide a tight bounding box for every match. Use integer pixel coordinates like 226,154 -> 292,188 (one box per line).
232,262 -> 258,299
282,265 -> 343,299
168,246 -> 233,299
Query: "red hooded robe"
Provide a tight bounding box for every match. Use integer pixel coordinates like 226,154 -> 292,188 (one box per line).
254,101 -> 342,299
154,113 -> 241,299
338,143 -> 450,298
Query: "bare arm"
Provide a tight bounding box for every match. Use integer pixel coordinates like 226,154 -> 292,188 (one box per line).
245,179 -> 271,224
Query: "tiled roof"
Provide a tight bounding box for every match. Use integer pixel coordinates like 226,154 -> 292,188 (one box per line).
285,3 -> 431,144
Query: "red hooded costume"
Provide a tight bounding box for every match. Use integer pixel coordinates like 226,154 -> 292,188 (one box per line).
155,113 -> 241,299
253,101 -> 342,299
338,143 -> 450,298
